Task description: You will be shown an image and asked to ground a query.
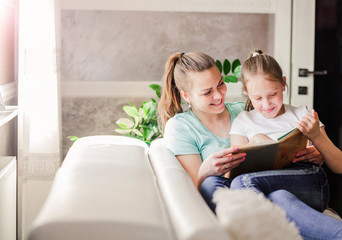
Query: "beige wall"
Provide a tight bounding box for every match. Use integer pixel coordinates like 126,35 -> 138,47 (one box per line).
61,10 -> 274,83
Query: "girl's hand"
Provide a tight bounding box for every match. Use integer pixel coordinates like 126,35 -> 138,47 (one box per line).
199,147 -> 246,178
293,145 -> 324,165
297,109 -> 321,141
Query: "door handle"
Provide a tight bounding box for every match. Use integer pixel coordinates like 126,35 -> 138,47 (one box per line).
298,68 -> 328,77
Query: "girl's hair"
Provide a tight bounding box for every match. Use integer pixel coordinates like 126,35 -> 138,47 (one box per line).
241,49 -> 287,111
158,52 -> 216,133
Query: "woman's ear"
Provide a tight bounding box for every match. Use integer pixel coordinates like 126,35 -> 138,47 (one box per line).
180,90 -> 190,103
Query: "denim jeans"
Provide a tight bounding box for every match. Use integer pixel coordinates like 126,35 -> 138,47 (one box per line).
268,190 -> 342,240
200,175 -> 232,213
200,162 -> 342,240
230,162 -> 330,212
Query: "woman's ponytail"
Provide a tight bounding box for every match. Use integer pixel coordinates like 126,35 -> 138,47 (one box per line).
158,53 -> 183,133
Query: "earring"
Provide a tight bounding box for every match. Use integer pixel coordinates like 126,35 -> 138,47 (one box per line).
188,102 -> 192,109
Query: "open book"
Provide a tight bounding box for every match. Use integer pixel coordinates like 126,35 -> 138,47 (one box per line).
229,128 -> 308,178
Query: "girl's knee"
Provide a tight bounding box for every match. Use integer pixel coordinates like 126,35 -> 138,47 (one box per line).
268,189 -> 297,206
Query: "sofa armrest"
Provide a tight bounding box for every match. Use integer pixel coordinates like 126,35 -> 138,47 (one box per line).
28,136 -> 174,240
149,139 -> 231,240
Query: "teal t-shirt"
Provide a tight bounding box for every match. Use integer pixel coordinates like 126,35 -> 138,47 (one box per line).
164,102 -> 245,161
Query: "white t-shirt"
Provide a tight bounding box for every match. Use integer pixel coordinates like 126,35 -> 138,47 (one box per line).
229,104 -> 323,141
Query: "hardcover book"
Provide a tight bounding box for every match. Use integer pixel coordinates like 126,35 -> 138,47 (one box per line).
229,128 -> 308,178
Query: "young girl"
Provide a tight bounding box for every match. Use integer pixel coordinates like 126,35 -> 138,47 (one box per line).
229,50 -> 342,239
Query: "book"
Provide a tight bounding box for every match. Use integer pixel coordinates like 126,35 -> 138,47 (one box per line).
229,128 -> 308,178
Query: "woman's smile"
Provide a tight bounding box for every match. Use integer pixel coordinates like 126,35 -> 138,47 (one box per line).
211,99 -> 223,106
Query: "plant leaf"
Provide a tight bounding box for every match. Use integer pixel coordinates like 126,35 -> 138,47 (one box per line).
223,59 -> 231,75
139,107 -> 145,119
225,75 -> 239,83
223,76 -> 230,83
133,115 -> 141,127
149,84 -> 161,99
114,128 -> 132,134
123,105 -> 139,117
142,100 -> 153,117
232,59 -> 241,72
132,129 -> 143,137
216,60 -> 222,73
67,136 -> 79,142
116,118 -> 134,129
233,65 -> 242,78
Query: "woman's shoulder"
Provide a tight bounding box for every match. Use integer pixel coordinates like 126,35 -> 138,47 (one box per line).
164,111 -> 197,133
167,111 -> 193,123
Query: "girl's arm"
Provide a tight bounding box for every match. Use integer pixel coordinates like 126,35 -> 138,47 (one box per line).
297,109 -> 342,174
230,133 -> 274,147
176,148 -> 246,189
230,134 -> 249,147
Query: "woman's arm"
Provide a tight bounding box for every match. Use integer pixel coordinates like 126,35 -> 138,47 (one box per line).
176,148 -> 246,189
297,109 -> 342,173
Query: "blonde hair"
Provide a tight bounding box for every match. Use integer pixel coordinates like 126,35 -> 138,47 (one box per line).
241,50 -> 287,111
158,52 -> 216,133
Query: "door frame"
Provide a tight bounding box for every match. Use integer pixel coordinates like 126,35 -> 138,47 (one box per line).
291,0 -> 316,109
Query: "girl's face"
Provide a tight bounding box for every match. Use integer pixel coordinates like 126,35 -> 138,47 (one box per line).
182,66 -> 227,116
245,74 -> 286,118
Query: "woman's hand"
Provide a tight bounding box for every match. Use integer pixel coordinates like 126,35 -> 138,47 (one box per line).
293,145 -> 324,165
198,147 -> 246,184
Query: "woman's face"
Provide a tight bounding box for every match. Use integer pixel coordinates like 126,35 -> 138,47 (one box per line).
245,73 -> 285,118
184,66 -> 227,115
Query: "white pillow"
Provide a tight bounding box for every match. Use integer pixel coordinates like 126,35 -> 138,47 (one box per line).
213,188 -> 302,240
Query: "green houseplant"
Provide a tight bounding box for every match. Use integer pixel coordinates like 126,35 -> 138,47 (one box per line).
114,84 -> 162,145
216,58 -> 241,83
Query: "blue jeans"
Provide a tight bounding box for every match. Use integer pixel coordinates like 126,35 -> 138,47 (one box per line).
200,175 -> 232,212
268,190 -> 342,240
230,162 -> 329,212
200,162 -> 342,239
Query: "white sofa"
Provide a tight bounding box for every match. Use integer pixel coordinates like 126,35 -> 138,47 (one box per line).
28,136 -> 231,240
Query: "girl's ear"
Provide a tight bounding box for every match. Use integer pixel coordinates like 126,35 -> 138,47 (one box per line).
180,90 -> 190,103
282,76 -> 287,90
